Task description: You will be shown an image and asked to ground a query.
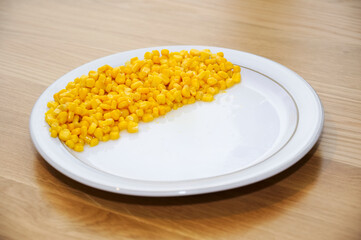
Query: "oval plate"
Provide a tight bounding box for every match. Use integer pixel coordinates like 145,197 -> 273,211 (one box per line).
30,46 -> 324,196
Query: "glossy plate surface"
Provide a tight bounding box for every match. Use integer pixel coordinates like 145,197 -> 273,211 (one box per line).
30,46 -> 323,196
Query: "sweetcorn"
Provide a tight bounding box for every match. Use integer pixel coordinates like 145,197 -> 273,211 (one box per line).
45,49 -> 241,151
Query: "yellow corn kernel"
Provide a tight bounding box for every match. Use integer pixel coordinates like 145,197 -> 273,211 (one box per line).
191,78 -> 200,90
47,101 -> 58,109
173,82 -> 182,90
156,105 -> 164,114
103,112 -> 111,120
164,105 -> 172,113
67,111 -> 74,122
110,110 -> 120,120
125,114 -> 139,123
100,103 -> 110,110
139,101 -> 150,109
110,131 -> 120,140
226,78 -> 234,88
232,72 -> 241,83
88,122 -> 97,134
90,99 -> 98,109
97,64 -> 111,73
190,49 -> 200,56
70,135 -> 78,143
131,81 -> 143,90
94,128 -> 104,139
85,78 -> 95,88
105,84 -> 112,93
59,129 -> 71,141
111,67 -> 120,78
152,107 -> 159,118
80,120 -> 89,128
115,73 -> 125,84
173,54 -> 183,62
57,111 -> 68,124
161,49 -> 169,56
67,123 -> 75,131
128,105 -> 137,114
137,87 -> 149,94
118,121 -> 128,130
79,88 -> 89,100
165,91 -> 174,102
153,55 -> 161,64
83,135 -> 92,144
80,126 -> 87,137
101,125 -> 111,134
127,121 -> 138,133
135,108 -> 144,117
152,50 -> 160,57
142,113 -> 154,123
90,138 -> 99,147
100,118 -> 114,127
227,70 -> 232,78
93,111 -> 102,120
45,114 -> 55,124
207,87 -> 218,95
205,59 -> 216,65
218,58 -> 226,66
102,134 -> 110,142
50,121 -> 59,128
202,94 -> 214,102
117,100 -> 129,109
120,109 -> 130,117
66,139 -> 75,149
218,71 -> 228,79
224,61 -> 233,71
53,108 -> 62,115
189,96 -> 196,104
173,90 -> 183,103
73,143 -> 84,152
130,57 -> 139,64
156,93 -> 166,104
144,51 -> 152,59
111,126 -> 119,132
181,85 -> 191,98
218,80 -> 226,90
194,91 -> 203,100
132,61 -> 143,73
189,87 -> 196,96
197,70 -> 208,80
71,128 -> 81,136
89,70 -> 98,80
50,130 -> 57,138
207,77 -> 217,86
233,65 -> 241,73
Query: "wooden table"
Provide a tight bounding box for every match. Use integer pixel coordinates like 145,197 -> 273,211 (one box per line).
1,0 -> 360,239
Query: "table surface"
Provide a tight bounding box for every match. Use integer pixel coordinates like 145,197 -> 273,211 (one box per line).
1,0 -> 360,239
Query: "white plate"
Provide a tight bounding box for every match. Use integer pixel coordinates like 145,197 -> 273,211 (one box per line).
30,46 -> 324,196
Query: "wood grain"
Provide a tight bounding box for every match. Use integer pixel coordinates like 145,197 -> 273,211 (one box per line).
1,0 -> 361,239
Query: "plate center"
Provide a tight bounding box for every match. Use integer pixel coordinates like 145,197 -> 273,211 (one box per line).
71,68 -> 298,181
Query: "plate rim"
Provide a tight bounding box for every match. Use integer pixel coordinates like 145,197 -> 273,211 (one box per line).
30,45 -> 324,196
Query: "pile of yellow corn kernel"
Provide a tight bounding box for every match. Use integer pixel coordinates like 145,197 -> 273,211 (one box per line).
45,49 -> 241,152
